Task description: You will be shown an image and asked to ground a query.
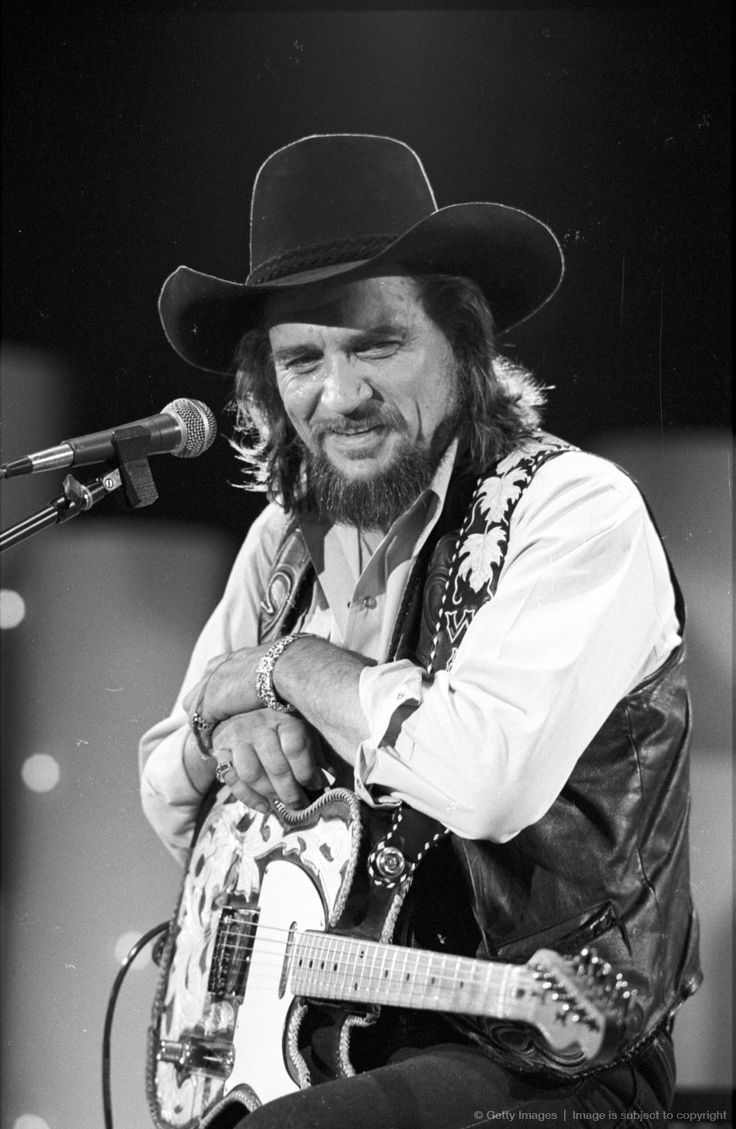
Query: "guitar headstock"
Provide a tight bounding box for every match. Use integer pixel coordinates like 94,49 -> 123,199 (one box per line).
524,946 -> 638,1067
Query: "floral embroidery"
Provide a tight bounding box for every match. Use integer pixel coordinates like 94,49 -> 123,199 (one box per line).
429,433 -> 576,675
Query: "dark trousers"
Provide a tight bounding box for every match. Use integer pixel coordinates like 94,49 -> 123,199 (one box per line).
201,1027 -> 675,1129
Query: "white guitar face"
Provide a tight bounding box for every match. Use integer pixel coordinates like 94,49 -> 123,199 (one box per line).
227,859 -> 326,1107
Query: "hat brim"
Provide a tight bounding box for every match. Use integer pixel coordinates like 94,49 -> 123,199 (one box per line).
158,202 -> 564,375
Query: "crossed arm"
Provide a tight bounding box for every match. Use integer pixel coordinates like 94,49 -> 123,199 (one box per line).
181,636 -> 374,812
142,454 -> 681,852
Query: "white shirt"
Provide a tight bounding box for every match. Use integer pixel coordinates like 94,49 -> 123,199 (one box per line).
139,443 -> 681,863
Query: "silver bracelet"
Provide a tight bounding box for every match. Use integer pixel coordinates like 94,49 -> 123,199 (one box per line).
255,632 -> 312,713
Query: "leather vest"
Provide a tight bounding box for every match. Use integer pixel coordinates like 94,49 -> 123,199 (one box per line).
258,434 -> 701,1072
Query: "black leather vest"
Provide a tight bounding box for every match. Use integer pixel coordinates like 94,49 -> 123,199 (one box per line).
258,437 -> 701,1072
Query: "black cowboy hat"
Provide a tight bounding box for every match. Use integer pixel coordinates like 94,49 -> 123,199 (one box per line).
158,133 -> 565,375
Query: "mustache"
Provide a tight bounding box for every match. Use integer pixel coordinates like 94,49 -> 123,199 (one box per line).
310,408 -> 407,439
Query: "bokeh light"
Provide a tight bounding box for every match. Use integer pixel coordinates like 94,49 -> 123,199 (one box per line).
14,1115 -> 52,1129
0,589 -> 26,629
21,754 -> 61,793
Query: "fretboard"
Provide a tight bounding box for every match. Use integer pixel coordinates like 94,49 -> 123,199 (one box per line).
289,930 -> 535,1018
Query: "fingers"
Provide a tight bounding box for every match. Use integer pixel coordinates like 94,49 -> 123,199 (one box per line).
212,711 -> 324,812
277,718 -> 326,791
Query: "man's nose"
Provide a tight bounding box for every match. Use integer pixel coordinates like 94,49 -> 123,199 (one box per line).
320,355 -> 372,414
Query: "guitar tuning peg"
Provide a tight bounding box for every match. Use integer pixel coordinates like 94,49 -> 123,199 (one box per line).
572,948 -> 589,972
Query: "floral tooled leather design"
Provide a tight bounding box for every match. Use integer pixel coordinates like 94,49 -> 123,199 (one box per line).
420,433 -> 575,674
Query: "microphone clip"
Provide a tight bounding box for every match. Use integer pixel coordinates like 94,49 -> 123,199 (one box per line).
111,425 -> 159,510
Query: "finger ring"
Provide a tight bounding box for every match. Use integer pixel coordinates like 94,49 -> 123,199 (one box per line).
192,711 -> 216,733
215,760 -> 235,784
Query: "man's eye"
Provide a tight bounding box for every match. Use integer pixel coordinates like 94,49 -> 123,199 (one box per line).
356,341 -> 400,358
286,355 -> 321,373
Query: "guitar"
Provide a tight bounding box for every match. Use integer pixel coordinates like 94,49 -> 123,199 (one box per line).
147,788 -> 636,1129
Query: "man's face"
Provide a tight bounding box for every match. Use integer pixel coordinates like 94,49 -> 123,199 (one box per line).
265,274 -> 460,492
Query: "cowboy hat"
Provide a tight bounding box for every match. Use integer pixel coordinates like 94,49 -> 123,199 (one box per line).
158,133 -> 565,375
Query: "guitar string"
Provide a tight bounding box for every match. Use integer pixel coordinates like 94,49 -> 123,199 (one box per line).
171,921 -> 598,1008
209,922 -> 611,998
209,939 -> 532,994
190,941 -> 544,1010
201,917 -> 586,980
209,945 -> 524,992
194,917 -> 590,991
202,919 -> 519,983
169,937 -> 600,1032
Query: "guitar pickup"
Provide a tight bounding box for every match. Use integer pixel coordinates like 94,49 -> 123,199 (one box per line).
207,902 -> 260,1001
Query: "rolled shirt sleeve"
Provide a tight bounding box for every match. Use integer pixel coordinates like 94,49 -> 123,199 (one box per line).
354,453 -> 681,841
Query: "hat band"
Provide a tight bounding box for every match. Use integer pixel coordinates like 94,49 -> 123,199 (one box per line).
248,233 -> 397,284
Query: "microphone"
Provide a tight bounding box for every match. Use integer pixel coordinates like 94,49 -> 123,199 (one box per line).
0,399 -> 218,479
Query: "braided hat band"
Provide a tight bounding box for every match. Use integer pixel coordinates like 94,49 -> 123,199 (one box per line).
248,234 -> 396,286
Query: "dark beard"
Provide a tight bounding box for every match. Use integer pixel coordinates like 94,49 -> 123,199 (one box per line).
304,409 -> 462,530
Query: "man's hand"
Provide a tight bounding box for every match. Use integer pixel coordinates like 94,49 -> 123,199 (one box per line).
182,634 -> 371,775
210,708 -> 326,813
182,645 -> 268,731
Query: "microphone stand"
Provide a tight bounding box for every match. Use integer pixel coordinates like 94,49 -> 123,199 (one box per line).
0,426 -> 160,554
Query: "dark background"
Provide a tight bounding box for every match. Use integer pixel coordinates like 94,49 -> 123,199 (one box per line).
2,1 -> 730,543
0,4 -> 732,1128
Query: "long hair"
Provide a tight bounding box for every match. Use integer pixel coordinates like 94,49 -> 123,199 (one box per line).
227,274 -> 547,510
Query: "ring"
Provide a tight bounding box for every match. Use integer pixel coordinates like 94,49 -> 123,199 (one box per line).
192,710 -> 216,733
215,760 -> 235,784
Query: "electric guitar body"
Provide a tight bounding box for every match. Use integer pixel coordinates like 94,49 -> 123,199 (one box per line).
147,788 -> 634,1129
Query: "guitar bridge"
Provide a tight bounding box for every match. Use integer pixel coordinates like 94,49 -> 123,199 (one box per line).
207,901 -> 260,1001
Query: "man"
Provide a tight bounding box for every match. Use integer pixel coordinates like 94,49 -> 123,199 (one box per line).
140,134 -> 700,1128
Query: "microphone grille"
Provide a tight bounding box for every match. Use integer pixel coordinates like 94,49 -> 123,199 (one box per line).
164,399 -> 218,458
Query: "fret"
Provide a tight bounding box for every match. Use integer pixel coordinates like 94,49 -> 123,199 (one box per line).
367,933 -> 380,997
375,941 -> 391,997
399,947 -> 410,1002
339,933 -> 351,999
327,932 -> 340,991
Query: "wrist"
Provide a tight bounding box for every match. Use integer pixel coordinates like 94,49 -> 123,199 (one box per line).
255,632 -> 315,713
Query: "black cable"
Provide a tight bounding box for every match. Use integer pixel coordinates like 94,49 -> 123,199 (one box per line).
102,921 -> 169,1129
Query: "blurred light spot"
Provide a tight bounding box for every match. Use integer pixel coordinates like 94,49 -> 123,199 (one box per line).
14,1116 -> 52,1129
21,754 -> 61,793
115,930 -> 152,970
0,589 -> 26,628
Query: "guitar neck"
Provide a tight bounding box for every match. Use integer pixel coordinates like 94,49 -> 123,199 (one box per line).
290,930 -> 535,1018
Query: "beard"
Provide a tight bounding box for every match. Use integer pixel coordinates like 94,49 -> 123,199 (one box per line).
303,402 -> 463,530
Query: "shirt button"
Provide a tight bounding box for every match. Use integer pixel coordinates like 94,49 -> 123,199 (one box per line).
362,596 -> 377,609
